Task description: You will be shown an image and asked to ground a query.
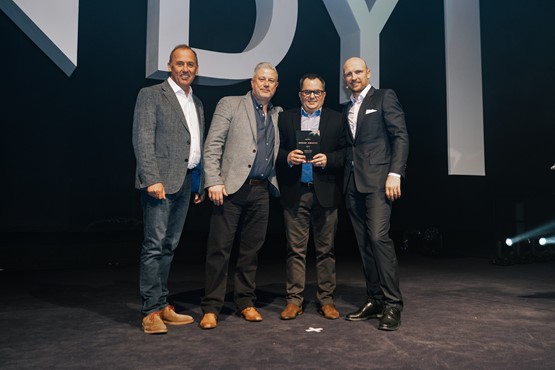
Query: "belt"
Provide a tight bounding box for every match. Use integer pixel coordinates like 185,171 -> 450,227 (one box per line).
245,178 -> 267,186
300,182 -> 314,190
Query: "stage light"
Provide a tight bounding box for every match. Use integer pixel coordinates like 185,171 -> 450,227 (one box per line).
504,219 -> 555,247
495,234 -> 555,265
538,236 -> 555,246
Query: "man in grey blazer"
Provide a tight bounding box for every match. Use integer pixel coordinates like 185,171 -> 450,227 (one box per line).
342,57 -> 409,331
199,62 -> 282,329
132,44 -> 205,334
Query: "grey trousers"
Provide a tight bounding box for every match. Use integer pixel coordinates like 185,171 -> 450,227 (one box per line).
282,187 -> 338,306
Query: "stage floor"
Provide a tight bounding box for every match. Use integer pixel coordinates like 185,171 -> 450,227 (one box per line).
1,252 -> 554,369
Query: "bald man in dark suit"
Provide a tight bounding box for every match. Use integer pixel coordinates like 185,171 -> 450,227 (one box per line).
342,57 -> 409,331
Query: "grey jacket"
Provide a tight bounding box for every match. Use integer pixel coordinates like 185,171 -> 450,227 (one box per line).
203,91 -> 282,196
132,79 -> 205,194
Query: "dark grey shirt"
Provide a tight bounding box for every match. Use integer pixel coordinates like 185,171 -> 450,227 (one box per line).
248,95 -> 275,180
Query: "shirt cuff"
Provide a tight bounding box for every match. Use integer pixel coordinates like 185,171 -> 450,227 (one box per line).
388,172 -> 401,178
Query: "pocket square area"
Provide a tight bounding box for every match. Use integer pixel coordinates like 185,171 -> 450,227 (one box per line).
365,109 -> 377,114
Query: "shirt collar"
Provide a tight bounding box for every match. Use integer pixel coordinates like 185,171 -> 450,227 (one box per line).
167,77 -> 193,97
251,93 -> 273,112
301,108 -> 321,117
350,84 -> 372,104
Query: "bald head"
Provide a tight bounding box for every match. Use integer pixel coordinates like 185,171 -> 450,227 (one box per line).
344,57 -> 367,70
343,57 -> 371,96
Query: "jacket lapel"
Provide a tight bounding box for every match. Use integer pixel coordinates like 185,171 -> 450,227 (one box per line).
161,80 -> 190,134
270,103 -> 281,155
344,102 -> 355,143
318,109 -> 328,146
355,87 -> 376,141
244,92 -> 258,142
193,95 -> 204,141
294,110 -> 302,131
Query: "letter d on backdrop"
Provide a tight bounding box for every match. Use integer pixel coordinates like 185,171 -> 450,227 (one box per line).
146,0 -> 298,85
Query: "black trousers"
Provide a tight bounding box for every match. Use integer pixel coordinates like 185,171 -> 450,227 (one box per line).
201,181 -> 270,314
345,173 -> 403,310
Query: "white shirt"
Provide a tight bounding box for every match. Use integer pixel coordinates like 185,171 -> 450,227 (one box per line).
348,84 -> 372,138
167,77 -> 201,169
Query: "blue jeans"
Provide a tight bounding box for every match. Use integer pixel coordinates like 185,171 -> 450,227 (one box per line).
139,175 -> 191,315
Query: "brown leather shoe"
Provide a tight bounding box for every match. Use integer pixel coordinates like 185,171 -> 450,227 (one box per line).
160,305 -> 194,325
240,307 -> 263,322
142,311 -> 168,334
280,303 -> 302,320
319,304 -> 340,320
199,313 -> 218,329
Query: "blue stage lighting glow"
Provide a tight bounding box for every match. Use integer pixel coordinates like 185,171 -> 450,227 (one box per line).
504,219 -> 555,246
538,236 -> 555,246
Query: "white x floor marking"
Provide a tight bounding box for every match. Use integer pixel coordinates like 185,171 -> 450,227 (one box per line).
305,327 -> 323,333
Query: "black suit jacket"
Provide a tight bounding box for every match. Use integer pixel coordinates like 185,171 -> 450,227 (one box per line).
276,107 -> 345,208
343,87 -> 409,193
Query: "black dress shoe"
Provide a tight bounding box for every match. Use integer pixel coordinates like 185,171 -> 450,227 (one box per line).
345,299 -> 383,321
378,306 -> 401,331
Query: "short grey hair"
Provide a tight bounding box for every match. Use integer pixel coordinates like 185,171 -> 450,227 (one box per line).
253,62 -> 278,79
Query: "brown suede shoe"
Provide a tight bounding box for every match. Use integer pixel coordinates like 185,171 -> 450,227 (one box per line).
319,304 -> 340,320
142,311 -> 168,334
160,305 -> 194,325
199,313 -> 218,329
280,303 -> 303,320
240,307 -> 263,322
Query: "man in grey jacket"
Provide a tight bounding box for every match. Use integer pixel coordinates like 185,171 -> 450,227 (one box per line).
199,62 -> 282,329
132,44 -> 205,334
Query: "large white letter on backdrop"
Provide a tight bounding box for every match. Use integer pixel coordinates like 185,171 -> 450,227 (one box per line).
146,0 -> 298,85
445,0 -> 485,176
322,0 -> 398,103
0,0 -> 79,76
2,0 -> 485,176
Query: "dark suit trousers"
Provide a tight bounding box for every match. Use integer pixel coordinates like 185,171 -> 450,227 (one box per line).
202,182 -> 270,314
345,173 -> 403,310
283,187 -> 338,306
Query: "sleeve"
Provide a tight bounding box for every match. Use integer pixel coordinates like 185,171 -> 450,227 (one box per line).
383,90 -> 409,177
132,88 -> 161,188
203,97 -> 232,188
321,110 -> 346,171
276,111 -> 293,168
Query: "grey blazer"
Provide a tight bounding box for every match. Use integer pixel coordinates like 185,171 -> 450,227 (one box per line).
203,91 -> 282,196
132,79 -> 205,194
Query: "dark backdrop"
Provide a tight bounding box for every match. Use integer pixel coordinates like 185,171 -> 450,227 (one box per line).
1,0 -> 554,257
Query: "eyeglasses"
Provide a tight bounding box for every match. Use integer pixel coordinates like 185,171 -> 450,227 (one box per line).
301,90 -> 324,97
